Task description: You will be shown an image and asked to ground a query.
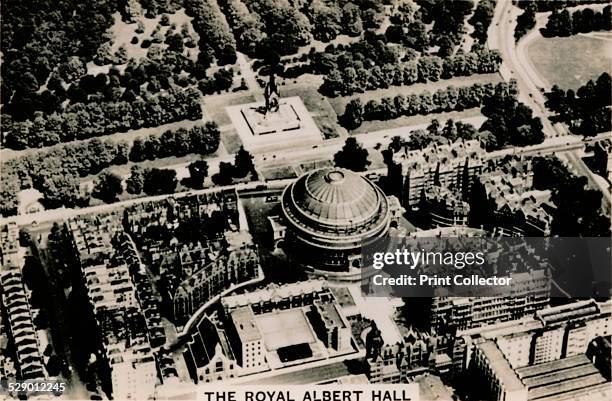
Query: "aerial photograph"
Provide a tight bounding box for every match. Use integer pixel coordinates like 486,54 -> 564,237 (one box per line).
0,0 -> 611,400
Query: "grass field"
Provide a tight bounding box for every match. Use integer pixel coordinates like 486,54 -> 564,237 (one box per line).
203,92 -> 257,126
294,160 -> 334,175
527,34 -> 612,90
261,166 -> 298,180
219,127 -> 243,154
349,108 -> 483,135
280,84 -> 346,139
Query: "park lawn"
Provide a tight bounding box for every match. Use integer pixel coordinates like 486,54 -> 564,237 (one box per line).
527,34 -> 612,90
368,149 -> 386,170
98,154 -> 202,178
261,166 -> 298,181
281,83 -> 336,115
220,128 -> 244,154
281,84 -> 346,139
327,72 -> 503,116
293,159 -> 334,175
313,116 -> 342,139
111,9 -> 199,62
349,108 -> 483,135
87,9 -> 199,77
203,92 -> 257,126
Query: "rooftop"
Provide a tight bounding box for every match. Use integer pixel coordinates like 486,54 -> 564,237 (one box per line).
222,280 -> 328,310
515,355 -> 609,401
395,139 -> 484,173
314,301 -> 347,329
231,306 -> 262,343
516,354 -> 592,380
255,308 -> 316,351
477,340 -> 525,392
536,300 -> 602,325
284,168 -> 384,226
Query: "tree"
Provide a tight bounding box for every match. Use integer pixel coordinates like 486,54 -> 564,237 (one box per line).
475,130 -> 497,151
144,134 -> 160,160
362,8 -> 384,30
114,46 -> 129,64
166,33 -> 185,53
234,146 -> 255,178
143,168 -> 177,195
160,14 -> 171,26
130,138 -> 147,162
92,170 -> 123,203
126,165 -> 144,194
437,36 -> 455,58
515,3 -> 536,40
334,137 -> 370,172
543,9 -> 572,37
214,68 -> 234,91
532,156 -> 573,190
385,24 -> 405,43
480,83 -> 544,148
93,43 -> 113,66
212,161 -> 234,186
184,0 -> 237,63
341,3 -> 363,37
40,174 -> 84,209
59,57 -> 87,83
417,56 -> 443,82
187,160 -> 208,189
342,99 -> 364,130
311,2 -> 342,42
469,0 -> 495,44
544,72 -> 611,136
427,119 -> 440,136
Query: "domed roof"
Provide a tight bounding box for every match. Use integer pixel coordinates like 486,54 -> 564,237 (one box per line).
282,168 -> 384,228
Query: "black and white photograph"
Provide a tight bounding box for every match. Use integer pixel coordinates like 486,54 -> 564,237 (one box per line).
0,0 -> 611,400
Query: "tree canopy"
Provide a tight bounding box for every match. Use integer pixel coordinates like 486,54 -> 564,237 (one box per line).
334,138 -> 370,172
92,170 -> 124,203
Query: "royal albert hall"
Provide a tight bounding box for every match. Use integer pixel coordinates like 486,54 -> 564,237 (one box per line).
280,167 -> 397,278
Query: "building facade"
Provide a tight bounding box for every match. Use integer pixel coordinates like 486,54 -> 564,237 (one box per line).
430,269 -> 550,334
69,215 -> 158,400
365,324 -> 436,383
172,244 -> 261,323
452,300 -> 612,401
386,140 -> 484,209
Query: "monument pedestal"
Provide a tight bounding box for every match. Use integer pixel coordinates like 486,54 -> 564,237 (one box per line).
226,96 -> 323,152
241,102 -> 302,136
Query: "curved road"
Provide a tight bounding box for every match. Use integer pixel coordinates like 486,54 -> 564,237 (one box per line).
493,0 -> 611,212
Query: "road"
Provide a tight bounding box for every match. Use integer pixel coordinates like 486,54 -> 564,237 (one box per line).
30,237 -> 90,399
2,131 -> 610,230
493,0 -> 612,211
236,52 -> 261,96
